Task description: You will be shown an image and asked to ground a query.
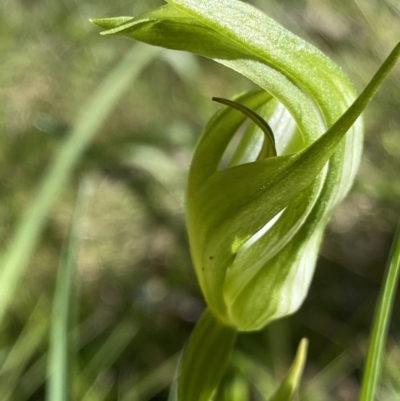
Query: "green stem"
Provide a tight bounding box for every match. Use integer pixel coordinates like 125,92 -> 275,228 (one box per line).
360,222 -> 400,401
179,309 -> 237,401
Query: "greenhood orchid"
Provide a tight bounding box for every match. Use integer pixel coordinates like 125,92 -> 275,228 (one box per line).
92,1 -> 400,399
92,0 -> 399,332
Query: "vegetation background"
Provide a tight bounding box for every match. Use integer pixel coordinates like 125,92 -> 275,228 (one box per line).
1,0 -> 400,399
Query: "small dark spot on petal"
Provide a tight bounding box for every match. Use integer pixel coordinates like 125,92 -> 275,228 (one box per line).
209,256 -> 213,260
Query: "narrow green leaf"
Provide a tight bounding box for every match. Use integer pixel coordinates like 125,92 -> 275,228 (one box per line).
46,179 -> 92,401
0,44 -> 158,324
121,354 -> 179,401
178,309 -> 237,401
81,320 -> 137,383
0,299 -> 48,401
303,348 -> 357,400
269,338 -> 308,401
360,222 -> 400,401
79,318 -> 137,401
16,308 -> 120,401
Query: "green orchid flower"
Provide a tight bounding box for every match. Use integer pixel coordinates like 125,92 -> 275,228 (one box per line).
92,0 -> 400,399
92,0 -> 399,332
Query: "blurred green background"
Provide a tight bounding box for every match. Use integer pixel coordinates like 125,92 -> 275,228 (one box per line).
1,0 -> 400,400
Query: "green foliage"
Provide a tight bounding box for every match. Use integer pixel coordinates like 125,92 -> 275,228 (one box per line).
0,43 -> 158,325
46,180 -> 92,401
269,339 -> 308,401
360,222 -> 400,401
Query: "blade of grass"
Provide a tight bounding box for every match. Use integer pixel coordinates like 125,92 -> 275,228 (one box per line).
360,222 -> 400,401
81,321 -> 137,382
303,348 -> 357,401
0,43 -> 158,324
231,351 -> 275,400
46,178 -> 93,401
78,318 -> 137,401
16,309 -> 117,401
269,338 -> 308,401
0,298 -> 48,401
384,353 -> 400,394
121,354 -> 180,401
167,359 -> 180,401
